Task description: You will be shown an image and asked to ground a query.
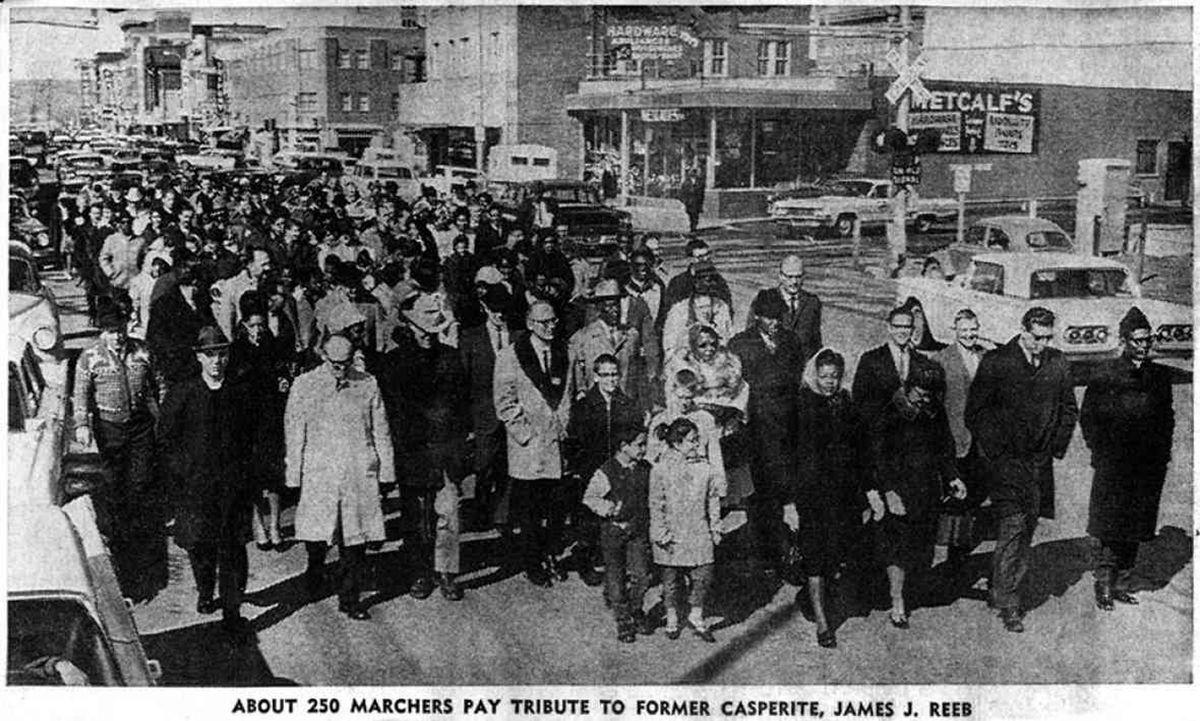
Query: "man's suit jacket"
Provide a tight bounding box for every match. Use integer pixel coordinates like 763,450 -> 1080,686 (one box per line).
934,342 -> 989,458
493,334 -> 572,480
565,385 -> 642,480
746,287 -> 822,363
852,343 -> 935,421
459,323 -> 507,437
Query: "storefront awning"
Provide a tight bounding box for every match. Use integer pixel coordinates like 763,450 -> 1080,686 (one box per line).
565,87 -> 873,113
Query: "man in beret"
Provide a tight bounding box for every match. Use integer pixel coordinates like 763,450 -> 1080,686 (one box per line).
158,326 -> 254,637
72,300 -> 163,600
286,334 -> 394,620
1081,306 -> 1175,612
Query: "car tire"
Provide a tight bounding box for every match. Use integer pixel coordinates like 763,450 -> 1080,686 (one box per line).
835,214 -> 856,238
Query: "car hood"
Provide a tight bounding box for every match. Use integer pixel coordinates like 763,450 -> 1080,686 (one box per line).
13,217 -> 48,234
8,292 -> 47,319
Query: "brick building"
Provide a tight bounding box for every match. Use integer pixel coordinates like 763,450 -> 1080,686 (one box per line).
396,5 -> 591,176
222,23 -> 424,155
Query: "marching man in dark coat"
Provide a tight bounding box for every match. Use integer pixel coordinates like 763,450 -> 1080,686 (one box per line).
965,306 -> 1078,633
1081,306 -> 1175,611
158,325 -> 253,637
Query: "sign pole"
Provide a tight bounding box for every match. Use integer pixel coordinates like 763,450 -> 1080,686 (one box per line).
956,192 -> 966,245
887,5 -> 913,270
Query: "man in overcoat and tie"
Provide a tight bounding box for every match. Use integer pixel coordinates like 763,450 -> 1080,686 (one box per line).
745,255 -> 822,363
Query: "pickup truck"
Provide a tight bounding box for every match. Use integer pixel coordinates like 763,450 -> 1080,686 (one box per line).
897,252 -> 1192,368
768,177 -> 957,238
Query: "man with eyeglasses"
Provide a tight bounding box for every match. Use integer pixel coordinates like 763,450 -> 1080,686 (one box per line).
494,301 -> 574,586
1081,306 -> 1174,613
966,306 -> 1078,633
853,305 -> 937,421
746,255 -> 823,363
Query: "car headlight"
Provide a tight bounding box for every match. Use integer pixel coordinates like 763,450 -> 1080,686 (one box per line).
32,326 -> 58,352
1064,325 -> 1111,345
1156,324 -> 1192,343
36,231 -> 51,248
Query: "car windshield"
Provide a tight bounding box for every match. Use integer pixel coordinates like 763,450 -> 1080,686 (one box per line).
1026,230 -> 1072,249
824,181 -> 872,197
1029,268 -> 1132,299
374,166 -> 412,179
549,186 -> 600,204
7,598 -> 114,686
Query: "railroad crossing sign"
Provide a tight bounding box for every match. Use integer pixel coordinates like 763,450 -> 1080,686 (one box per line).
885,49 -> 931,106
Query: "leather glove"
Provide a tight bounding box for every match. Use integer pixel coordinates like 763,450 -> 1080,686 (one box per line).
866,489 -> 886,522
884,490 -> 907,516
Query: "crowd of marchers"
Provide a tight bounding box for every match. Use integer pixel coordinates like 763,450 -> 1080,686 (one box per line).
66,169 -> 1175,649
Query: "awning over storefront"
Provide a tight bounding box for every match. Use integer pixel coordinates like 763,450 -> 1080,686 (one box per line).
565,87 -> 873,113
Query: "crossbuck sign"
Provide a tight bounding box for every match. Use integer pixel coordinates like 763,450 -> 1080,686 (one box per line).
884,49 -> 932,106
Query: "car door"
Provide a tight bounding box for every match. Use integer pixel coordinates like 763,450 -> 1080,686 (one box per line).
863,183 -> 891,223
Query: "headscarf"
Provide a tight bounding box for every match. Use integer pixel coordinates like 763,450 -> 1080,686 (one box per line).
801,346 -> 848,397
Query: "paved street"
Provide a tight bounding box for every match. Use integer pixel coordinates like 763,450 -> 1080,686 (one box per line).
45,233 -> 1193,687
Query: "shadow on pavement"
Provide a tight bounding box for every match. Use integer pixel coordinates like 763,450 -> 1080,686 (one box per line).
142,620 -> 298,686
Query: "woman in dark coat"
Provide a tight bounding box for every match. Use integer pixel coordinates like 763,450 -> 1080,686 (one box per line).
866,363 -> 965,629
228,290 -> 294,549
1081,307 -> 1175,610
794,347 -> 864,648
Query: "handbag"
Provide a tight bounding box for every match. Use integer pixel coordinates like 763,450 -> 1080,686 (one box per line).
935,497 -> 977,548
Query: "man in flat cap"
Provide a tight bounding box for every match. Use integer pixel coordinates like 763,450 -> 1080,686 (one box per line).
379,290 -> 470,601
158,325 -> 254,637
72,299 -> 163,599
1081,306 -> 1175,612
286,333 -> 394,620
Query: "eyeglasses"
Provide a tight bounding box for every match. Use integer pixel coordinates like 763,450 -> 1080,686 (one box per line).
695,340 -> 718,349
1031,332 -> 1054,342
1128,336 -> 1155,346
890,323 -> 914,330
782,272 -> 804,281
530,318 -> 558,326
596,371 -> 621,378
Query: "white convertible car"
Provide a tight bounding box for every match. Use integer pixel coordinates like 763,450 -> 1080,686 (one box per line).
898,252 -> 1192,367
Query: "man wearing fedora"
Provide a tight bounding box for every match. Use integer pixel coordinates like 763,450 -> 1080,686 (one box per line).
158,326 -> 254,636
379,290 -> 471,601
72,299 -> 163,600
286,334 -> 395,620
568,278 -> 644,398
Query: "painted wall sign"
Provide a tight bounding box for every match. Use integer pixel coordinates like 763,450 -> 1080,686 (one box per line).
908,82 -> 1041,154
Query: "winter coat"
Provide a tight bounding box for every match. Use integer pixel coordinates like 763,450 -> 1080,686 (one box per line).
158,377 -> 253,550
284,364 -> 394,545
649,448 -> 723,567
493,334 -> 572,481
568,318 -> 642,397
794,386 -> 864,569
228,332 -> 291,490
867,388 -> 959,524
965,337 -> 1077,519
728,328 -> 804,495
1081,356 -> 1174,542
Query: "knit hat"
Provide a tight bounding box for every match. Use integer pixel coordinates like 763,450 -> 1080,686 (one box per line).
1119,305 -> 1151,339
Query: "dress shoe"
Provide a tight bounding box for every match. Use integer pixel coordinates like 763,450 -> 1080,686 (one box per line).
525,568 -> 552,588
1112,589 -> 1139,605
817,630 -> 838,649
999,609 -> 1025,633
338,601 -> 371,621
616,615 -> 637,644
692,626 -> 716,643
410,575 -> 435,600
197,597 -> 220,615
889,612 -> 910,630
438,573 -> 464,601
664,625 -> 681,640
1094,581 -> 1115,611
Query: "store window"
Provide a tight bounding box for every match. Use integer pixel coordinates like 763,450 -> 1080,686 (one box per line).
1136,139 -> 1158,175
390,93 -> 400,118
703,39 -> 727,77
340,93 -> 352,112
757,40 -> 790,76
358,93 -> 371,112
391,51 -> 404,71
338,49 -> 351,69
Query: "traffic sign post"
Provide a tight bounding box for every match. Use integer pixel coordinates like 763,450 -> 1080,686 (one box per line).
882,6 -> 921,269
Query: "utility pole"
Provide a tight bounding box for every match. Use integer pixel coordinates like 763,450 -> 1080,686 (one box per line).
886,5 -> 913,270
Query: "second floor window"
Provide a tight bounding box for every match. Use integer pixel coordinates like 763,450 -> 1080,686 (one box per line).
391,51 -> 404,71
298,48 -> 316,70
757,40 -> 791,76
338,49 -> 351,69
355,49 -> 369,69
297,92 -> 317,114
1136,139 -> 1159,174
340,93 -> 352,112
358,93 -> 370,112
703,39 -> 727,77
390,93 -> 400,117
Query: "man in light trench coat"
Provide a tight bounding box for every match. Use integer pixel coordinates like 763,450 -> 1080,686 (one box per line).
285,333 -> 395,620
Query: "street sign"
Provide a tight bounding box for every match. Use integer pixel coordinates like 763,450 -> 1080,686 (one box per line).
951,164 -> 972,194
891,153 -> 922,187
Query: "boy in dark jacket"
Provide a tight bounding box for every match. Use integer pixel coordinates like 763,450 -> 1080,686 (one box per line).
582,427 -> 652,643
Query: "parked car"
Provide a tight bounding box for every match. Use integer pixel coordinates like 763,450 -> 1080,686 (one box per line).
176,147 -> 243,171
9,240 -> 64,360
8,343 -> 161,687
270,151 -> 345,188
494,179 -> 632,257
936,215 -> 1075,277
10,157 -> 40,199
10,197 -> 58,269
896,252 -> 1192,365
344,159 -> 422,201
768,177 -> 957,237
57,153 -> 107,184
